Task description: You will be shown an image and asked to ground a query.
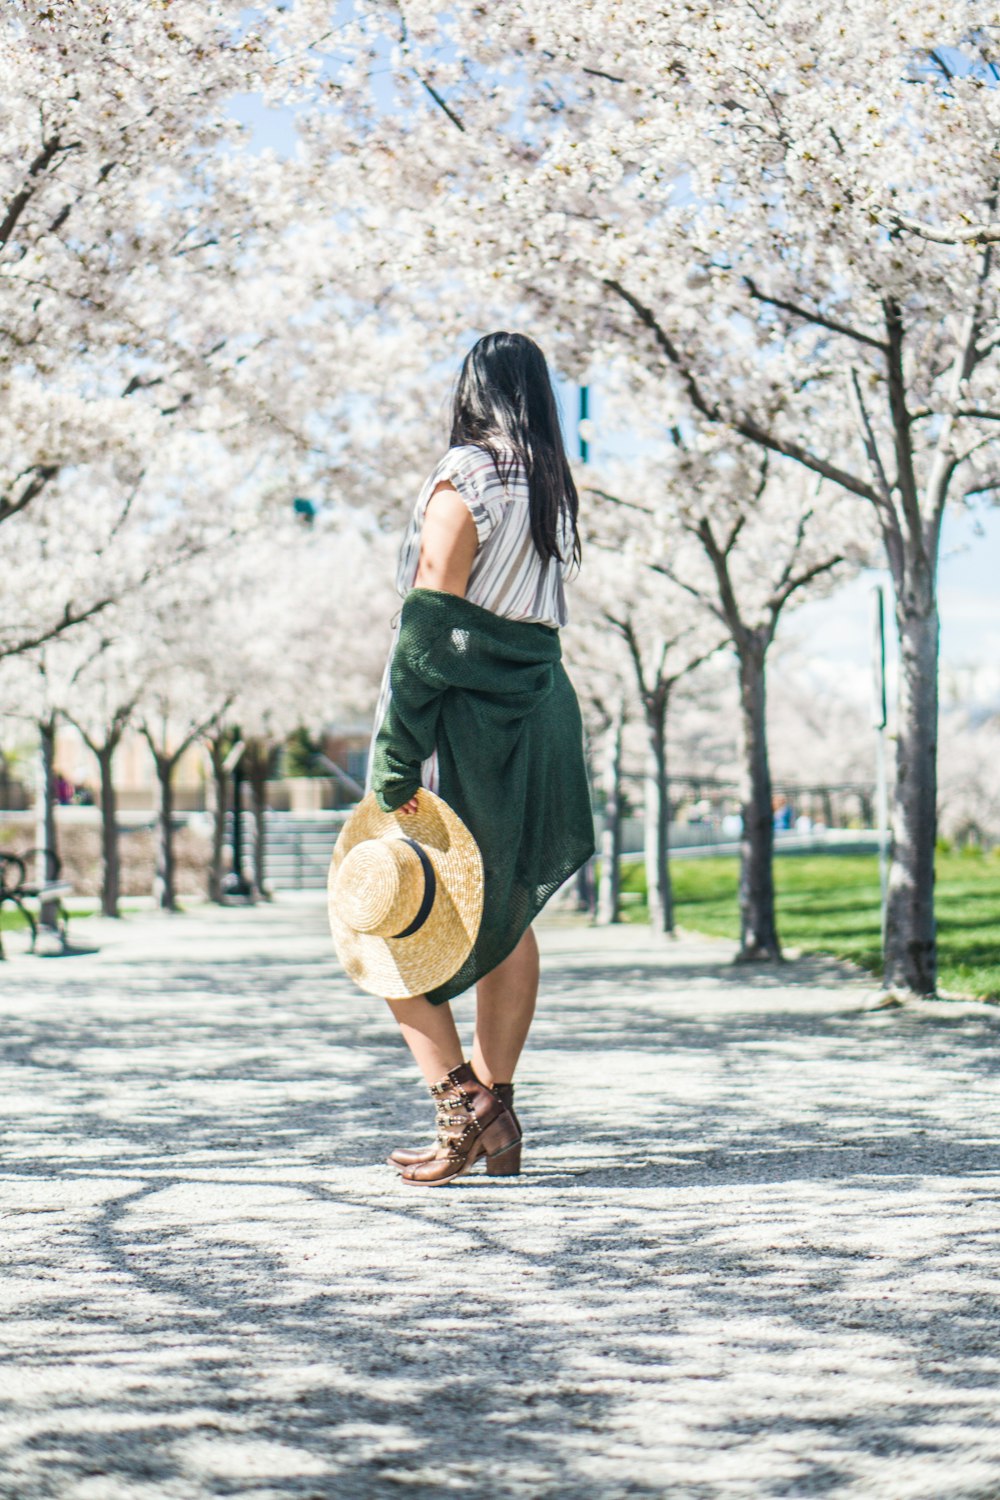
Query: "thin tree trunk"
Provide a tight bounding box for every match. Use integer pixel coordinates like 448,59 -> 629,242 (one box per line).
884,590 -> 938,995
574,736 -> 597,915
643,690 -> 673,933
97,743 -> 120,918
152,752 -> 177,912
241,739 -> 275,901
36,715 -> 58,881
249,766 -> 269,899
206,734 -> 229,903
736,641 -> 781,961
597,699 -> 625,926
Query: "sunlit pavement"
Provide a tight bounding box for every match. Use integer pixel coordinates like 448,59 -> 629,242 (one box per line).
1,895 -> 999,1499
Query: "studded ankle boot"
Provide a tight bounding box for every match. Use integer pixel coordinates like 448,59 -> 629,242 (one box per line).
398,1063 -> 521,1186
388,1081 -> 520,1170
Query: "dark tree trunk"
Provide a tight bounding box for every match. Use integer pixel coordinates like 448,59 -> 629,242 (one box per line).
575,858 -> 596,914
97,743 -> 120,918
249,768 -> 269,899
597,699 -> 625,926
883,587 -> 938,996
574,735 -> 597,915
643,689 -> 673,933
243,739 -> 276,901
152,752 -> 177,911
207,734 -> 229,903
736,639 -> 781,961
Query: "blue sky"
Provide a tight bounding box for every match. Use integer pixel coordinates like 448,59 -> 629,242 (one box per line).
799,506 -> 1000,694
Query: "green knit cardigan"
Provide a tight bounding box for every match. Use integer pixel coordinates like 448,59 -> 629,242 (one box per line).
371,587 -> 595,1004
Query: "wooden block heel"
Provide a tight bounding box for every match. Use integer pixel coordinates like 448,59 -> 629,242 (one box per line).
398,1063 -> 523,1187
486,1140 -> 522,1176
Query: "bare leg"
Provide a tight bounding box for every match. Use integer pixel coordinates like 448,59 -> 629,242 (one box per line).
471,926 -> 539,1087
385,994 -> 464,1086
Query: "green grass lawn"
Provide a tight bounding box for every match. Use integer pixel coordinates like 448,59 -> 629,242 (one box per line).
618,850 -> 1000,1000
0,906 -> 95,932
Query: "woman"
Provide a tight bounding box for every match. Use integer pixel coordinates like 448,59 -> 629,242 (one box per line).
367,330 -> 595,1186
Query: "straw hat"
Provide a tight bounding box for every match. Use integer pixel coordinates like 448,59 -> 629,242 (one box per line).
327,788 -> 484,998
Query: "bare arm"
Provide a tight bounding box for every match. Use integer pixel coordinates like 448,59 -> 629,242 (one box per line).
412,481 -> 478,595
399,481 -> 479,813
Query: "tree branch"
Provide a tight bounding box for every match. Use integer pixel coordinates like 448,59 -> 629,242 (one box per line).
0,134 -> 81,245
873,210 -> 1000,246
925,205 -> 995,554
846,368 -> 892,500
769,506 -> 813,602
0,595 -> 115,662
0,464 -> 59,525
64,696 -> 139,758
695,515 -> 752,646
882,296 -> 923,540
667,635 -> 729,687
604,612 -> 649,701
963,475 -> 1000,500
603,278 -> 883,504
141,696 -> 235,770
583,485 -> 654,515
644,558 -> 726,626
416,76 -> 466,132
744,276 -> 887,351
769,554 -> 845,616
846,367 -> 904,582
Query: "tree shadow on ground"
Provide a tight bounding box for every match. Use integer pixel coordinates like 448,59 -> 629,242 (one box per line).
1,917 -> 1000,1498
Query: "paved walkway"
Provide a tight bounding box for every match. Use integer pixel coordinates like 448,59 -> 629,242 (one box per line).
1,897 -> 999,1499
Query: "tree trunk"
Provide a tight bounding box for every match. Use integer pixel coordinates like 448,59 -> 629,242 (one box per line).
643,690 -> 673,933
736,640 -> 781,961
574,736 -> 597,915
36,715 -> 58,881
242,739 -> 275,901
206,735 -> 229,903
152,753 -> 177,912
883,590 -> 938,996
97,743 -> 120,918
249,766 -> 269,899
597,699 -> 625,926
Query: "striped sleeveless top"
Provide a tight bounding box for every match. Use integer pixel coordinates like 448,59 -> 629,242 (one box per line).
365,443 -> 574,793
396,443 -> 571,627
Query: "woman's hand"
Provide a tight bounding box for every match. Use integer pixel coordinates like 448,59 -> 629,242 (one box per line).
399,795 -> 419,815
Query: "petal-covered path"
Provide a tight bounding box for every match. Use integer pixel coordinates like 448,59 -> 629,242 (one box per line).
1,896 -> 999,1499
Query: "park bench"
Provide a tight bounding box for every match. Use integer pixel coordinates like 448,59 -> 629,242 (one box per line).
0,847 -> 72,959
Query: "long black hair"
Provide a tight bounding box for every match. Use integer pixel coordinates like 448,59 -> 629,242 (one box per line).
449,331 -> 581,567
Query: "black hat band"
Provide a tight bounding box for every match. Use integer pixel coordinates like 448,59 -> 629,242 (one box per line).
390,838 -> 438,940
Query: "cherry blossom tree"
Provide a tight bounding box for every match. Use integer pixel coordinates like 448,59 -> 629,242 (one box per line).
354,1 -> 1000,996
57,625 -> 149,919
571,533 -> 725,933
197,512 -> 400,901
0,649 -> 63,894
0,626 -> 139,921
0,3 -> 434,664
587,428 -> 873,956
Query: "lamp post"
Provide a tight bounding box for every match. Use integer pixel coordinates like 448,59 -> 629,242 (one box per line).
221,733 -> 253,902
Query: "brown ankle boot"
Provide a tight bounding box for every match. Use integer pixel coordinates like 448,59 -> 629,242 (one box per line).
388,1081 -> 519,1169
398,1064 -> 521,1186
